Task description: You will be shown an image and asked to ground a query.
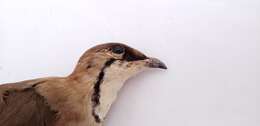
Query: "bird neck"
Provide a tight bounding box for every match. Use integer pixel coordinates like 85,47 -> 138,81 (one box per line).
69,58 -> 125,123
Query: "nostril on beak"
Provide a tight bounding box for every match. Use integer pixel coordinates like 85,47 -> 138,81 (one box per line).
148,58 -> 167,69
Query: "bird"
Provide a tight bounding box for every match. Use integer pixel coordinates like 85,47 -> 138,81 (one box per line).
0,43 -> 167,126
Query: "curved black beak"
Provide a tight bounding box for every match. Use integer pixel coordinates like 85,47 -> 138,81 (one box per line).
148,58 -> 167,69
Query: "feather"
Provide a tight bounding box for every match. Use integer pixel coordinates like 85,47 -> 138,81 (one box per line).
0,80 -> 57,126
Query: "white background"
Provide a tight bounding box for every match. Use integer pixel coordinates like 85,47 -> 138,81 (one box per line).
0,0 -> 259,126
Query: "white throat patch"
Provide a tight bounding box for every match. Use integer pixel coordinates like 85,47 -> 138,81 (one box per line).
93,61 -> 144,122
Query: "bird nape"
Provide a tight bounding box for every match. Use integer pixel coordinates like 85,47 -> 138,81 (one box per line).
0,43 -> 167,126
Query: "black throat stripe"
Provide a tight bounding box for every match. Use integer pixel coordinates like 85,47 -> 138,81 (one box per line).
91,58 -> 115,123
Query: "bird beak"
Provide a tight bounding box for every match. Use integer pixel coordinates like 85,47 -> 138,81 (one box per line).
147,57 -> 167,69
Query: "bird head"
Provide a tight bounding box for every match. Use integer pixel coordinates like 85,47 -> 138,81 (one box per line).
72,43 -> 167,81
69,43 -> 167,123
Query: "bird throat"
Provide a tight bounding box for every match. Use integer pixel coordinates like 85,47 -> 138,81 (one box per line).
91,59 -> 127,123
91,59 -> 115,123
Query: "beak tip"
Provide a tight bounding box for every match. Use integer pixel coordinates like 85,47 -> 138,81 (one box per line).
159,63 -> 168,69
148,57 -> 168,70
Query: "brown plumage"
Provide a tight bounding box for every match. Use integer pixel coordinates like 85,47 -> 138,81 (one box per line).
0,43 -> 167,126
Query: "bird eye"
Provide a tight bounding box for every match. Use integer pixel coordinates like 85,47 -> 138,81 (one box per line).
112,46 -> 125,54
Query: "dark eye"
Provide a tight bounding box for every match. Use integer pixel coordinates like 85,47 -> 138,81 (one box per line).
112,46 -> 125,54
